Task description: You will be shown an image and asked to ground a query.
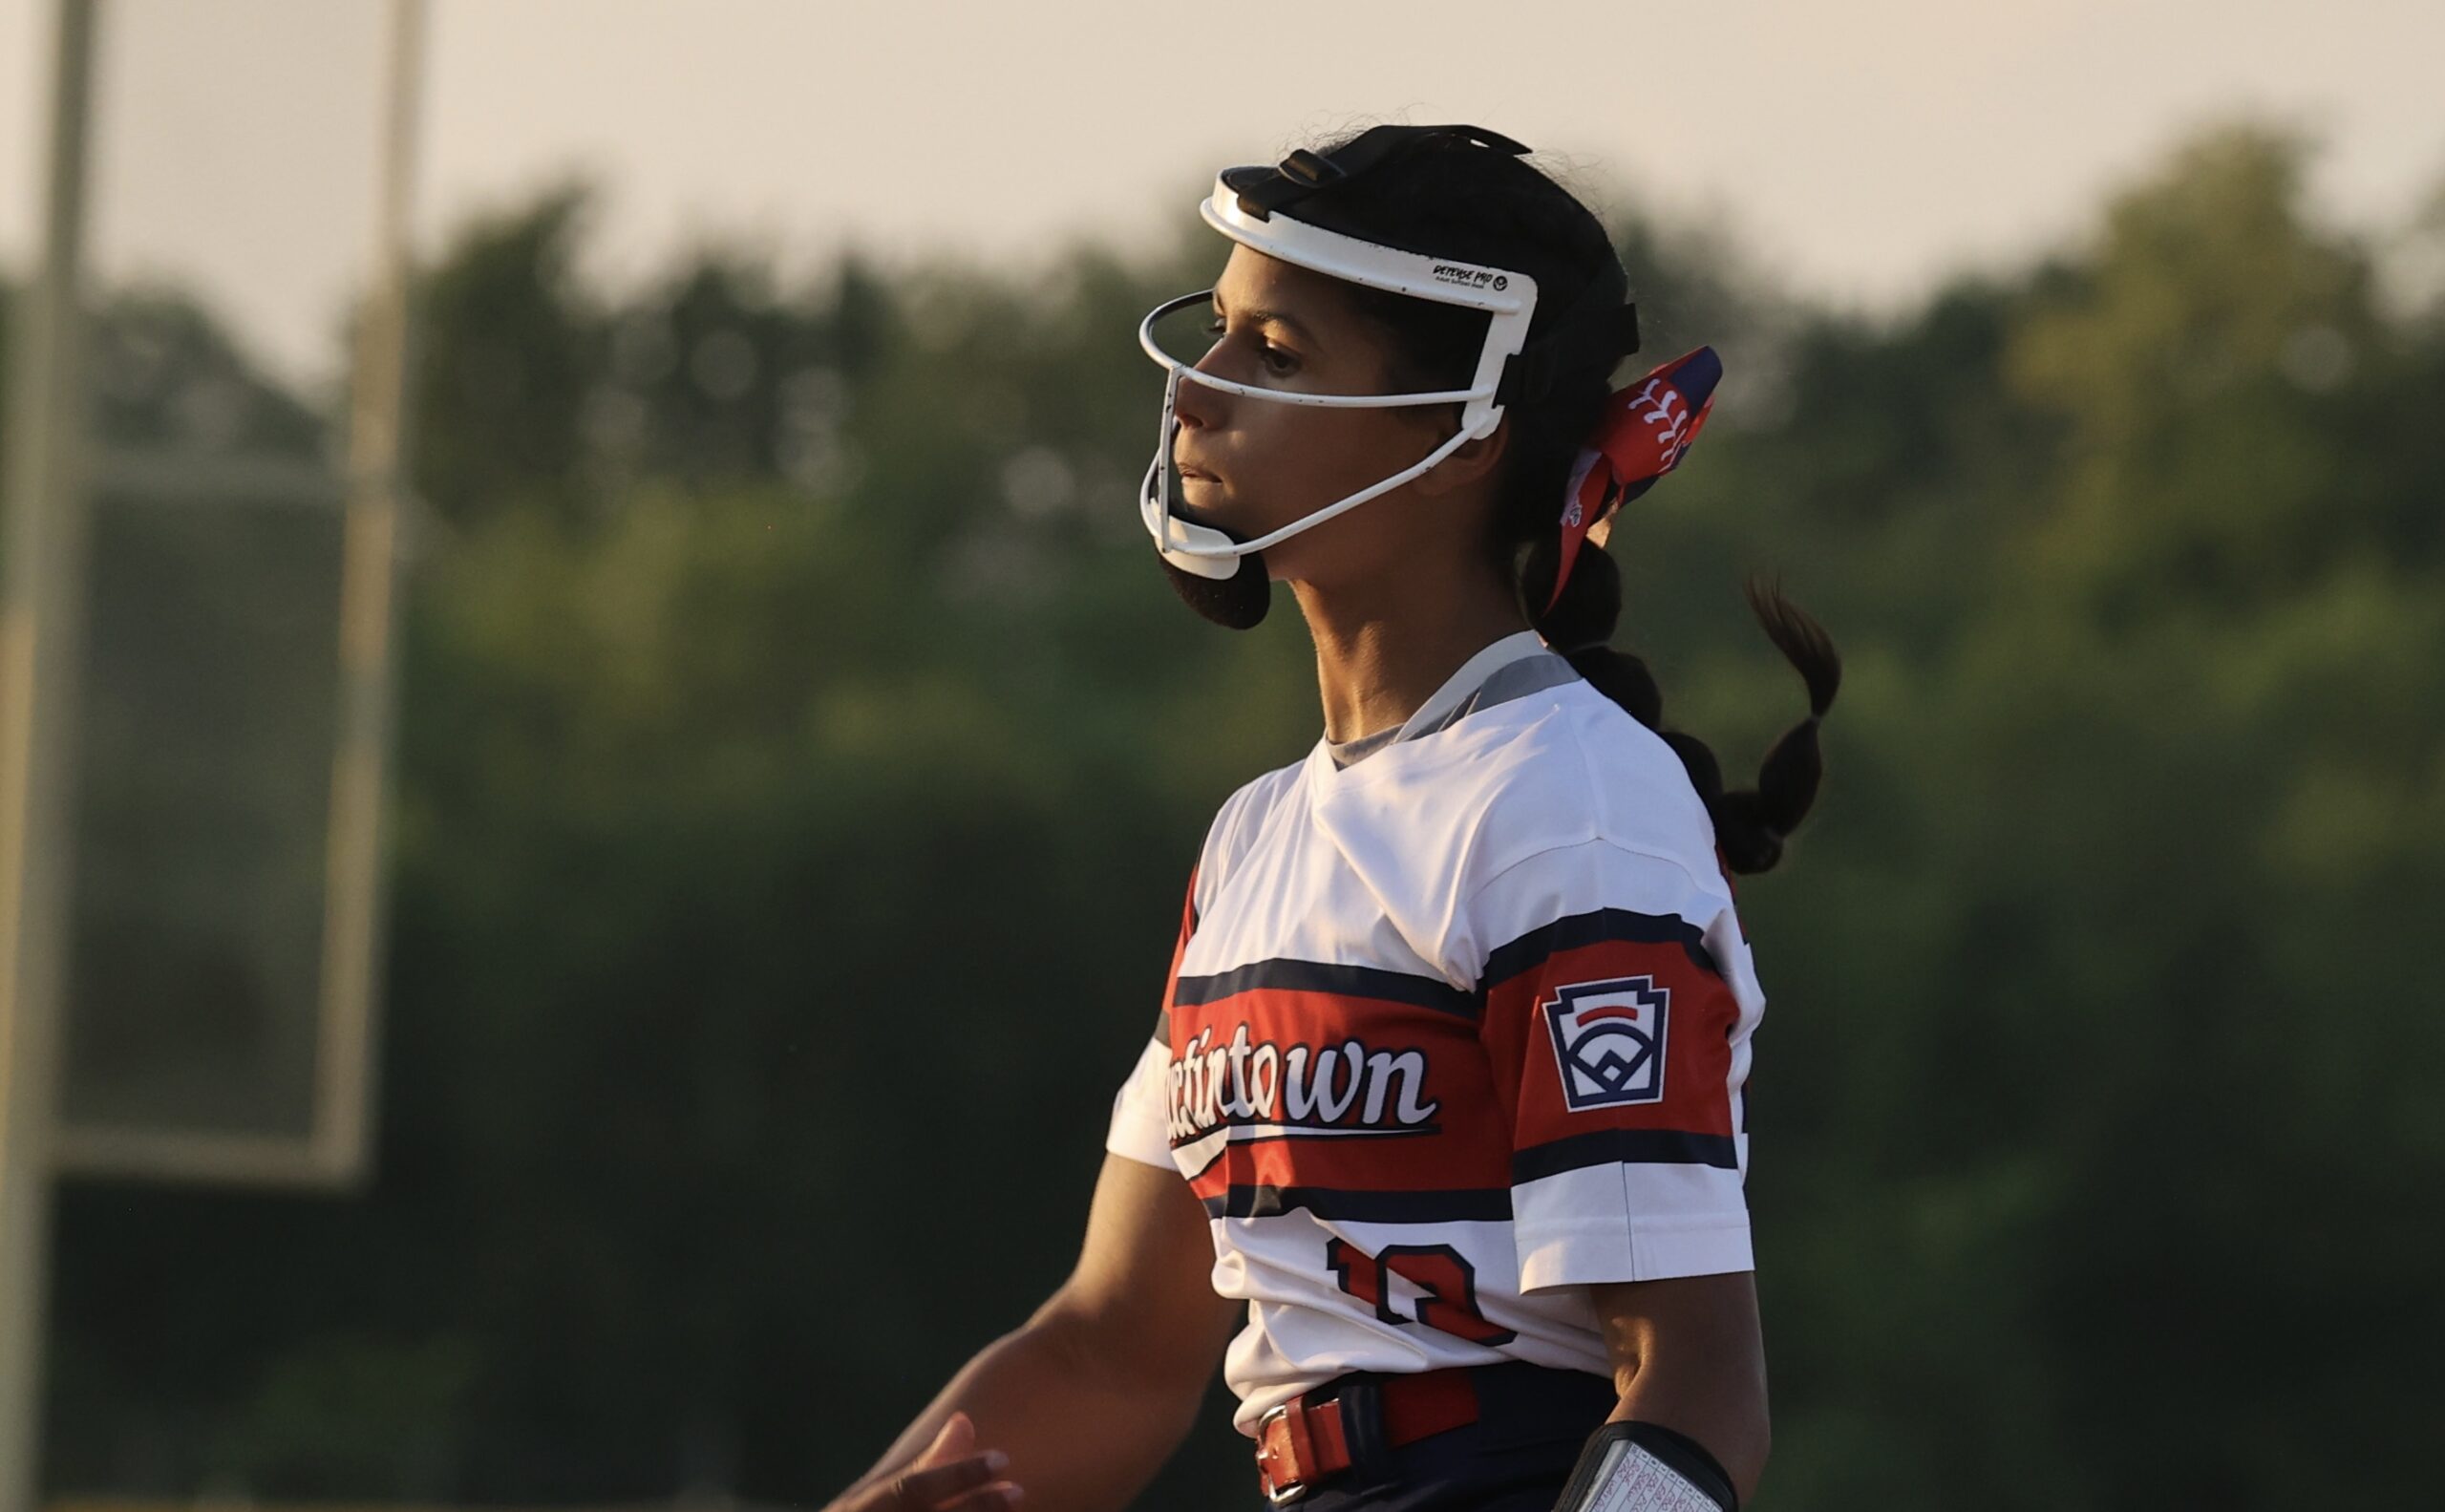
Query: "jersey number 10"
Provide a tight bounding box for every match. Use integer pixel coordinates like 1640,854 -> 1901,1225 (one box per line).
1325,1238 -> 1518,1346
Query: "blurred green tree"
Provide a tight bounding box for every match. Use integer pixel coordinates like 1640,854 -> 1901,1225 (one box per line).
409,184 -> 603,531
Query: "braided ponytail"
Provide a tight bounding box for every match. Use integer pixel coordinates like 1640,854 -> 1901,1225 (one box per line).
1290,129 -> 1843,874
1524,530 -> 1838,873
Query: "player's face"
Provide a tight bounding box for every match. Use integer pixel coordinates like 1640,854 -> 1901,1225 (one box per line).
1169,247 -> 1463,587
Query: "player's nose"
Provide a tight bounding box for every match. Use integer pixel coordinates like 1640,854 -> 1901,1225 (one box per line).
1176,336 -> 1246,431
1174,368 -> 1227,432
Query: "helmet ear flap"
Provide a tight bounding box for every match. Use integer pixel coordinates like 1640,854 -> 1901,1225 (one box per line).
1495,287 -> 1640,409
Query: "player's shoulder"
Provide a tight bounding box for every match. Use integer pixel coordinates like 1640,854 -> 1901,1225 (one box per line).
1460,687 -> 1737,974
1544,679 -> 1724,883
1327,676 -> 1717,880
1313,675 -> 1731,975
1190,755 -> 1307,916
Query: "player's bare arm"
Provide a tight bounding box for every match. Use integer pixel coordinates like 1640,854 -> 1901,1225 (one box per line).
826,1154 -> 1238,1512
1587,1272 -> 1772,1504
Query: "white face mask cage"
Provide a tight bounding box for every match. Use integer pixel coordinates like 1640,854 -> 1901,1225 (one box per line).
1137,174 -> 1541,580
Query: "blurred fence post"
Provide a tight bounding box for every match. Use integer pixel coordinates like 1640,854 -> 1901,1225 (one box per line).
0,4 -> 99,1512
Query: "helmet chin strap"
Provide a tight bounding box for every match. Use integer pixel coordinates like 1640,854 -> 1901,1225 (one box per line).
1147,418 -> 1274,628
1141,359 -> 1265,582
1138,359 -> 1491,595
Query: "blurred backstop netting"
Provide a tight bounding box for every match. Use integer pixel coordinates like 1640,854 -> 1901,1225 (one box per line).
47,0 -> 420,1185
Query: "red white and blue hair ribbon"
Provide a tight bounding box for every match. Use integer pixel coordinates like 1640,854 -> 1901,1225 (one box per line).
1546,345 -> 1722,612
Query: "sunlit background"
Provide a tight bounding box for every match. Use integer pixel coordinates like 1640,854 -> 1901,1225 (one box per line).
1,1 -> 2441,1509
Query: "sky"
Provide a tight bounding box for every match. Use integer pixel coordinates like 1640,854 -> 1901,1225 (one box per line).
3,0 -> 2442,384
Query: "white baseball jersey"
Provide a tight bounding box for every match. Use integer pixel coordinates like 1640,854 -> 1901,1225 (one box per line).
1103,630 -> 1769,1437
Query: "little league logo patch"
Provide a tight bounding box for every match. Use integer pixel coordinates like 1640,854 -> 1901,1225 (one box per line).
1542,977 -> 1669,1111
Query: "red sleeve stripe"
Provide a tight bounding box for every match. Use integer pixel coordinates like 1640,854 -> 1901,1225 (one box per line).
1480,906 -> 1721,990
1173,957 -> 1480,1020
1512,1128 -> 1739,1182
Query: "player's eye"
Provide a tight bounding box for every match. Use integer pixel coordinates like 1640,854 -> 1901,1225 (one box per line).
1204,317 -> 1300,377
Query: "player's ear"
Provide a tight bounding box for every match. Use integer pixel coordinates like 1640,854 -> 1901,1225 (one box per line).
1411,414 -> 1508,497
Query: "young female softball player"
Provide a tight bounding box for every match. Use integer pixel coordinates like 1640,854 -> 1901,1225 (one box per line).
826,123 -> 1839,1512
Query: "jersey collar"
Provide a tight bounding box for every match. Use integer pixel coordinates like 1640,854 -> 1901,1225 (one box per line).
1321,630 -> 1573,771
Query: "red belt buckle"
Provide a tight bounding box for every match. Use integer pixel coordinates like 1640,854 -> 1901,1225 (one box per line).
1259,1394 -> 1356,1504
1255,1400 -> 1312,1504
1257,1374 -> 1465,1502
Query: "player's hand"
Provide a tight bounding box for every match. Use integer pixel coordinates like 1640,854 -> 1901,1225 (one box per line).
831,1412 -> 1024,1512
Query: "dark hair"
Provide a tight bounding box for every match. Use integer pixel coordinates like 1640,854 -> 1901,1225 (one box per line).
1291,130 -> 1841,874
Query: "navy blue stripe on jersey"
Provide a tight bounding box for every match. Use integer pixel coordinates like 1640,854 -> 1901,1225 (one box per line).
1511,1128 -> 1740,1182
1172,958 -> 1482,1020
1200,1183 -> 1515,1224
1190,1123 -> 1447,1145
1480,906 -> 1722,988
